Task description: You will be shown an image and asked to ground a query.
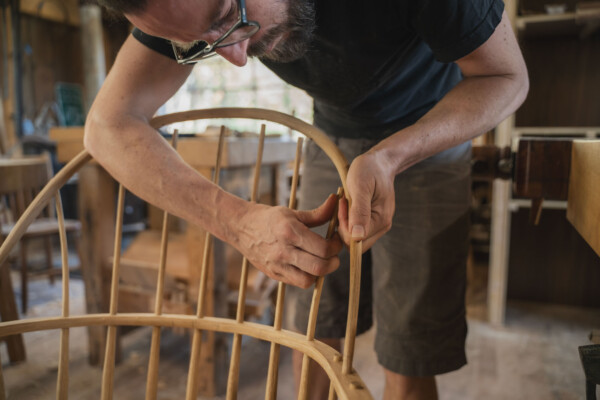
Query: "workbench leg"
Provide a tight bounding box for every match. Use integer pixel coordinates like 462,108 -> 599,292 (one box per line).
78,165 -> 118,365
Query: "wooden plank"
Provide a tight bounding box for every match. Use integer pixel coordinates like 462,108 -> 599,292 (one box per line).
567,140 -> 600,258
19,0 -> 80,26
49,128 -> 297,168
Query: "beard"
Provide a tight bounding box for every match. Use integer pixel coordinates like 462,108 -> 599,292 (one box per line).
247,0 -> 315,63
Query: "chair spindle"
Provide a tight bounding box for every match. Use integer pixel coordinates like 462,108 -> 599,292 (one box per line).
185,127 -> 226,400
226,125 -> 266,400
56,192 -> 70,400
100,184 -> 126,400
265,137 -> 304,400
146,130 -> 179,400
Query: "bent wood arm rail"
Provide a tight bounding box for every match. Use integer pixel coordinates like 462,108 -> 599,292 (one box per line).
150,107 -> 351,197
0,108 -> 370,400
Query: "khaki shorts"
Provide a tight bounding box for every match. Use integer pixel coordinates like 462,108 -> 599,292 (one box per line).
293,136 -> 471,376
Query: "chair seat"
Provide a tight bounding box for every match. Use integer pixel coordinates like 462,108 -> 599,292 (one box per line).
1,218 -> 81,238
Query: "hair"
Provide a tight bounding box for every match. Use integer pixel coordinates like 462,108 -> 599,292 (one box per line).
94,0 -> 148,15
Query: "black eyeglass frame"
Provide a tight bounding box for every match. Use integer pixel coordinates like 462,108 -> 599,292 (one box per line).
171,0 -> 260,64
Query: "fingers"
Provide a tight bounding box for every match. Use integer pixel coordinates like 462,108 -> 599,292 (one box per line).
295,193 -> 338,228
338,196 -> 389,252
289,246 -> 340,276
347,184 -> 371,241
263,248 -> 340,289
270,264 -> 316,289
283,221 -> 343,259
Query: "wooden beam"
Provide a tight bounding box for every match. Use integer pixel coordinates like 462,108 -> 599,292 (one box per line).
19,0 -> 80,26
567,140 -> 600,258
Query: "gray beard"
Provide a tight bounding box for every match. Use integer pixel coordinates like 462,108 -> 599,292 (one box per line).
247,0 -> 315,63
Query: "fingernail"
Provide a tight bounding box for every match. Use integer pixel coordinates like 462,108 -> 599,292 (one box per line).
351,225 -> 365,239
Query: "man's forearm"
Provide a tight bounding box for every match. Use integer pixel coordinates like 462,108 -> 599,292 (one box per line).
84,114 -> 247,244
372,72 -> 528,177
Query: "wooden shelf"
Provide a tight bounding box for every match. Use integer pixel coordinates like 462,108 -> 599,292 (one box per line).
514,126 -> 600,137
517,9 -> 600,37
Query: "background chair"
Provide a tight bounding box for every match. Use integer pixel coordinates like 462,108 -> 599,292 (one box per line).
0,108 -> 371,399
0,155 -> 83,314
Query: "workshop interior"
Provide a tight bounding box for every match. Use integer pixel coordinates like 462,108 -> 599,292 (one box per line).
0,0 -> 600,399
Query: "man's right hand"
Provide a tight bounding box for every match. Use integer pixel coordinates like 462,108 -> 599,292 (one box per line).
230,194 -> 343,289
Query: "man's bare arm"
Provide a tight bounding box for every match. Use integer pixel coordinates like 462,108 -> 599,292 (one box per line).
84,36 -> 342,288
338,11 -> 529,249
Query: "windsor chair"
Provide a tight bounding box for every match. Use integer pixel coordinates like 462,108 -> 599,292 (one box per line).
0,108 -> 372,400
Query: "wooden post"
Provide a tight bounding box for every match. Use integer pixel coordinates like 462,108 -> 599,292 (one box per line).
488,116 -> 514,326
79,4 -> 106,112
78,165 -> 116,365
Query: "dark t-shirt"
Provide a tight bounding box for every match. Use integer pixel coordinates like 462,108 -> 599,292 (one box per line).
133,0 -> 504,140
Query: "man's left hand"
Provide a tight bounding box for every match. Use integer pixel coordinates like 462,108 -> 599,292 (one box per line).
338,150 -> 396,251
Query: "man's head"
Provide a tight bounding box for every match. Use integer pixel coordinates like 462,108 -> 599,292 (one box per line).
98,0 -> 315,66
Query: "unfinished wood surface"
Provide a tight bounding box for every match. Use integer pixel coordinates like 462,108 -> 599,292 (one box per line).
100,184 -> 126,400
145,130 -> 178,400
227,126 -> 266,400
265,137 -> 303,400
0,261 -> 24,364
49,126 -> 297,168
55,194 -> 70,400
186,128 -> 226,400
488,114 -> 515,327
0,108 -> 370,399
78,164 -> 115,365
567,140 -> 600,258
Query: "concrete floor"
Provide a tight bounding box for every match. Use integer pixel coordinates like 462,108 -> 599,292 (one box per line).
2,268 -> 600,399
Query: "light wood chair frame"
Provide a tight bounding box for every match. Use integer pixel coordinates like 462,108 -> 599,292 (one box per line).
0,108 -> 372,400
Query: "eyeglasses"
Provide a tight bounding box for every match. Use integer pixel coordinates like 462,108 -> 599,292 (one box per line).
171,0 -> 260,64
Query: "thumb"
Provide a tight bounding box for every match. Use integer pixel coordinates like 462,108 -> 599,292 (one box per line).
296,193 -> 337,227
349,191 -> 371,240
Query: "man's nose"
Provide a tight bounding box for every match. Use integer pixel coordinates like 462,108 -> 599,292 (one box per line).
215,40 -> 249,67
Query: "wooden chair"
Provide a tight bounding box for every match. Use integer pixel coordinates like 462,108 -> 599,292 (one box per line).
0,108 -> 371,399
0,155 -> 83,314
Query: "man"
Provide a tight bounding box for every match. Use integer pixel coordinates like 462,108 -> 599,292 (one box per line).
86,0 -> 528,398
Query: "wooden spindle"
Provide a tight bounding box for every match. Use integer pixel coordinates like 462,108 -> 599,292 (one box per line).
185,127 -> 226,400
342,240 -> 362,375
265,137 -> 303,400
226,125 -> 266,400
100,184 -> 126,400
328,384 -> 337,400
298,188 -> 343,400
55,193 -> 70,400
146,130 -> 179,400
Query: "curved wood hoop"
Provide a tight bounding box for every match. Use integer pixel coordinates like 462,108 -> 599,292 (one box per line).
0,108 -> 368,399
150,107 -> 351,197
0,314 -> 371,399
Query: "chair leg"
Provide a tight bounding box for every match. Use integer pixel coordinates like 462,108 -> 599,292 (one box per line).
20,239 -> 28,314
579,344 -> 600,400
44,236 -> 55,285
0,262 -> 26,363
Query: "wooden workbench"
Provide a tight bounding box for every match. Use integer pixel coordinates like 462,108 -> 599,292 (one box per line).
49,126 -> 297,395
